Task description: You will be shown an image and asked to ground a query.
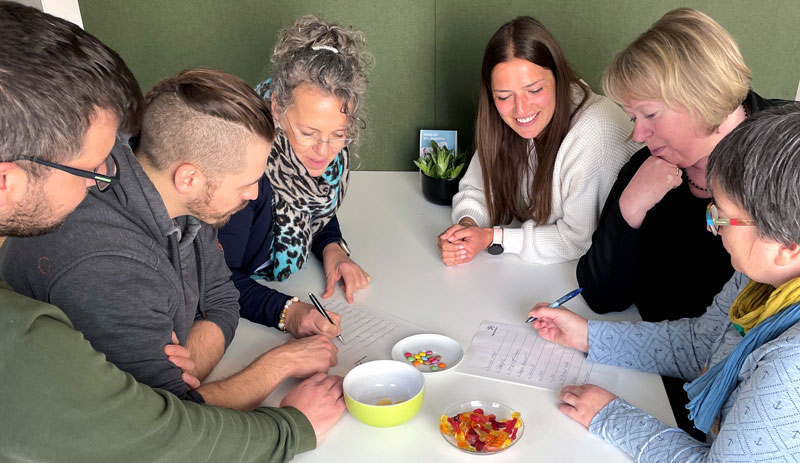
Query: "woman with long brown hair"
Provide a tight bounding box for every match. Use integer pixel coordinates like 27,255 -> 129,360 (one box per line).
438,16 -> 637,265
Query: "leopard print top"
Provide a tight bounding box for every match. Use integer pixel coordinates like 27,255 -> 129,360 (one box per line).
262,133 -> 349,281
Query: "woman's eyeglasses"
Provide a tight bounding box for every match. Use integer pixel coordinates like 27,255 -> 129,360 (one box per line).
282,115 -> 351,151
15,153 -> 119,191
706,201 -> 754,236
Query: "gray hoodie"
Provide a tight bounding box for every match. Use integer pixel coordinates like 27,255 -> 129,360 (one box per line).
0,137 -> 239,402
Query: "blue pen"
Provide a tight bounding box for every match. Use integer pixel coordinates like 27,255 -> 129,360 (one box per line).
525,288 -> 583,323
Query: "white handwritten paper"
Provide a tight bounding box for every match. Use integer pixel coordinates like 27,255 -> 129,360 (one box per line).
456,320 -> 617,391
322,296 -> 424,376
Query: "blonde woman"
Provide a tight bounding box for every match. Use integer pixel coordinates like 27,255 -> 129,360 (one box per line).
578,8 -> 790,322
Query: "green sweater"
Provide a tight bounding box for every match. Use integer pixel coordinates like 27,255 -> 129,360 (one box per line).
0,281 -> 316,462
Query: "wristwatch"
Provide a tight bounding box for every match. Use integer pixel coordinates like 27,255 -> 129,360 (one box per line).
338,238 -> 351,257
487,226 -> 504,255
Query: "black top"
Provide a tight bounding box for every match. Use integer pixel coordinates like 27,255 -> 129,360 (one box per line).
576,91 -> 789,322
217,174 -> 343,327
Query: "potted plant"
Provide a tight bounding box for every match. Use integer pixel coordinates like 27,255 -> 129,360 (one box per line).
414,140 -> 467,206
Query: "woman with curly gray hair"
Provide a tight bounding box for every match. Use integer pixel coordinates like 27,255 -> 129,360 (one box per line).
219,15 -> 371,339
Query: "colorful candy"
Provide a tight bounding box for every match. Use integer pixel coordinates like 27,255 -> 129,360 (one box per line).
404,349 -> 447,372
440,408 -> 522,452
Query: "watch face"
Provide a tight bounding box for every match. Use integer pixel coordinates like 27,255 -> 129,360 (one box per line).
488,244 -> 504,255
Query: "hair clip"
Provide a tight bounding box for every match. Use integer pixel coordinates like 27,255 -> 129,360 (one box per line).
311,44 -> 339,54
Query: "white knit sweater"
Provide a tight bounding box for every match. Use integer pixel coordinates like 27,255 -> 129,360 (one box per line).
451,88 -> 639,264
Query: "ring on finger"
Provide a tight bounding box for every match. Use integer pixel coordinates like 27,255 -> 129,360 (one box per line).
674,167 -> 681,177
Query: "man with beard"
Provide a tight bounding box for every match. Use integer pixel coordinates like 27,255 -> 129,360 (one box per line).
1,68 -> 340,411
0,3 -> 344,461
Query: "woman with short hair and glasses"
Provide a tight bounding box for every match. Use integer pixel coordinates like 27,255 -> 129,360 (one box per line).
219,15 -> 372,338
529,103 -> 800,462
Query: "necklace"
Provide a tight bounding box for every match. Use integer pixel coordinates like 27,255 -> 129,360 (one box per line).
685,171 -> 708,192
684,104 -> 746,194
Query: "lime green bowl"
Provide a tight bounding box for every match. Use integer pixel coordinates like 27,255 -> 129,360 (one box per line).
343,360 -> 425,427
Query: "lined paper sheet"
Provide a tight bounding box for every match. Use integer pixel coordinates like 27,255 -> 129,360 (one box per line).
456,320 -> 617,391
321,296 -> 424,376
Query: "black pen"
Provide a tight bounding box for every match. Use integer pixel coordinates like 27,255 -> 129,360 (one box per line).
308,292 -> 345,344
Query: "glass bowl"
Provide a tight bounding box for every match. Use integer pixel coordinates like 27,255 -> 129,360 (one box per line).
439,400 -> 524,454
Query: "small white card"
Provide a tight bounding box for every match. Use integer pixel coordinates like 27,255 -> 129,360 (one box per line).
419,129 -> 457,157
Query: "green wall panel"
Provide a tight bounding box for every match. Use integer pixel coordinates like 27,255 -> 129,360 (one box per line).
80,0 -> 435,171
80,1 -> 799,171
435,0 -> 800,156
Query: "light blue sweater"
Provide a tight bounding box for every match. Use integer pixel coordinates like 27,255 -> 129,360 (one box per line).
587,271 -> 800,461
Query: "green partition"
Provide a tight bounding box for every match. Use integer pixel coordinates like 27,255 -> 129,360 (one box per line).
434,0 -> 800,152
80,0 -> 799,171
80,0 -> 435,171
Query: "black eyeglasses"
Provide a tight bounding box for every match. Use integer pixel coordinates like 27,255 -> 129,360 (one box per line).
15,153 -> 119,191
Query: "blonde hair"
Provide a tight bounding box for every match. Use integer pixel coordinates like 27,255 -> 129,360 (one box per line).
603,8 -> 751,132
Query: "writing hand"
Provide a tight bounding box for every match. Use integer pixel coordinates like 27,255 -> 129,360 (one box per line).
528,303 -> 589,353
285,301 -> 341,338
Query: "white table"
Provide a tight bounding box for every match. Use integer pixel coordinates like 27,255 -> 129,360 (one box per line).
208,172 -> 676,462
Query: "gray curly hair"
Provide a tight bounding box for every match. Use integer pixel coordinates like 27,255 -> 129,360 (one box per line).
270,15 -> 371,143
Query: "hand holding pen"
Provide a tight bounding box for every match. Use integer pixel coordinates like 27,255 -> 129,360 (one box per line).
526,288 -> 589,353
525,288 -> 583,323
309,292 -> 346,344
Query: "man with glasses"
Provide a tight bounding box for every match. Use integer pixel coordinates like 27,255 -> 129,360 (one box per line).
0,3 -> 342,461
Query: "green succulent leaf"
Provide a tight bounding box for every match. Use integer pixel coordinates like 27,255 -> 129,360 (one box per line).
415,139 -> 466,180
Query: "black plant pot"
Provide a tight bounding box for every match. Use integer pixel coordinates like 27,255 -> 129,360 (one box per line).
420,171 -> 461,206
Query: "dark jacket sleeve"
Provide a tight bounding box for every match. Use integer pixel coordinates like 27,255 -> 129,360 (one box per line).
198,225 -> 241,349
1,289 -> 316,462
576,148 -> 650,314
218,175 -> 290,328
310,214 -> 344,262
46,255 -> 203,402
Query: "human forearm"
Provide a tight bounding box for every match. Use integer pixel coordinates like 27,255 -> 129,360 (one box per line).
200,227 -> 242,348
230,266 -> 290,327
186,320 -> 226,381
588,320 -> 703,379
590,398 -> 707,463
451,154 -> 491,227
503,220 -> 589,264
196,349 -> 290,411
311,215 -> 343,261
576,202 -> 642,313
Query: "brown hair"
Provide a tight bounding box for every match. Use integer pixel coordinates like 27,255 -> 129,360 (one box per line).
476,16 -> 588,225
602,8 -> 751,133
0,1 -> 142,176
138,68 -> 274,178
